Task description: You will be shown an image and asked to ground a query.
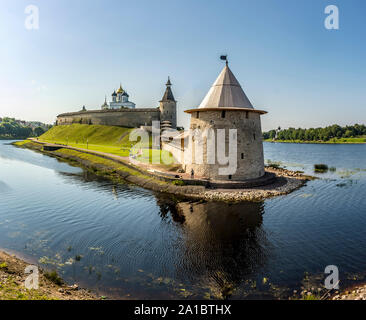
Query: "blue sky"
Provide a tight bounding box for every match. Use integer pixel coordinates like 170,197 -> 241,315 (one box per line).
0,0 -> 365,130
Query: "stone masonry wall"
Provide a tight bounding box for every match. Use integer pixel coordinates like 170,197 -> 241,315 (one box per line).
184,110 -> 265,181
159,101 -> 177,129
57,108 -> 160,128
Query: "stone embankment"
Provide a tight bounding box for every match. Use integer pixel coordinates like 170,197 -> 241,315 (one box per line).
201,175 -> 306,202
14,140 -> 312,202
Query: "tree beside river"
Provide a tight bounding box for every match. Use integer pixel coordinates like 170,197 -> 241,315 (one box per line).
0,117 -> 51,139
263,124 -> 366,143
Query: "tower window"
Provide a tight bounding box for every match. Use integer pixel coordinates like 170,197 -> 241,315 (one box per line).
196,111 -> 199,119
228,175 -> 232,180
221,111 -> 226,118
241,153 -> 244,159
246,112 -> 249,119
253,133 -> 256,140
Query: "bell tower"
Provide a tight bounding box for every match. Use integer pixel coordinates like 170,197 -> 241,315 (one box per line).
159,77 -> 177,129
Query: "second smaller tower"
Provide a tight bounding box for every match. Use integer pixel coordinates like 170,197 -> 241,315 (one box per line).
159,77 -> 177,129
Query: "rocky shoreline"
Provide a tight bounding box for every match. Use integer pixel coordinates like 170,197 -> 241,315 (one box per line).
331,285 -> 366,300
0,250 -> 97,300
200,176 -> 306,202
296,283 -> 366,301
13,140 -> 312,202
2,248 -> 365,301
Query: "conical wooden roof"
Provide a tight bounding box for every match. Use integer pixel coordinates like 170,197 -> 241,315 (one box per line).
185,64 -> 267,115
198,65 -> 253,109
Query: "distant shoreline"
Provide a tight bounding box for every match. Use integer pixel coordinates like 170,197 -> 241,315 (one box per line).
264,139 -> 366,145
0,137 -> 29,140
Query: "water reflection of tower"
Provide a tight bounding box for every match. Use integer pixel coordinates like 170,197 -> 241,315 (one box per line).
175,201 -> 269,298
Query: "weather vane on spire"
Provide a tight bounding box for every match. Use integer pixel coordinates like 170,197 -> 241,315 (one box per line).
220,54 -> 228,66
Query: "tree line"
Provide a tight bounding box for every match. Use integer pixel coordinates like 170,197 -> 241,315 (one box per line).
0,117 -> 50,138
263,124 -> 366,142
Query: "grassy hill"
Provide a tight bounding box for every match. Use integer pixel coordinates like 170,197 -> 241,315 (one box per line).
38,124 -> 173,163
40,124 -> 132,145
39,124 -> 134,156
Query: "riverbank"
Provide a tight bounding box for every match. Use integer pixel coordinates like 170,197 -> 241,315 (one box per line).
331,284 -> 366,300
0,136 -> 31,140
13,139 -> 312,202
4,140 -> 366,301
0,250 -> 96,300
3,248 -> 364,301
0,249 -> 338,301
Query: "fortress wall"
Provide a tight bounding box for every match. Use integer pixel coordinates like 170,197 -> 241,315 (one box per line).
57,109 -> 160,128
162,139 -> 184,164
185,110 -> 265,181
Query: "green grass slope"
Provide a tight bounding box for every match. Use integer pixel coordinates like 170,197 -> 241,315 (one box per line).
39,124 -> 135,156
38,124 -> 174,164
40,124 -> 132,146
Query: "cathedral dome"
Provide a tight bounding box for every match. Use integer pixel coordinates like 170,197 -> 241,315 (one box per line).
116,84 -> 124,94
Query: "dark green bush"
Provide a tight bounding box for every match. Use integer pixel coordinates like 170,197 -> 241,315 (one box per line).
44,270 -> 63,286
172,180 -> 185,186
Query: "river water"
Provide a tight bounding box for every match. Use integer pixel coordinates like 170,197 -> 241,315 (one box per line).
0,140 -> 365,299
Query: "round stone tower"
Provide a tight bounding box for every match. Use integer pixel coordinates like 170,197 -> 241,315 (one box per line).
184,61 -> 267,181
159,77 -> 177,129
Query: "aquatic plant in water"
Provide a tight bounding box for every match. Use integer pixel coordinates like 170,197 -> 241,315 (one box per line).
314,164 -> 328,173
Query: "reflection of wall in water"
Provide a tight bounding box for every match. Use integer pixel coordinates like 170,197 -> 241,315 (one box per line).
175,201 -> 269,297
156,196 -> 186,224
56,170 -> 132,197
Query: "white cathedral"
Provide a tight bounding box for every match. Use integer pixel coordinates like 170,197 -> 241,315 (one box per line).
101,84 -> 136,110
